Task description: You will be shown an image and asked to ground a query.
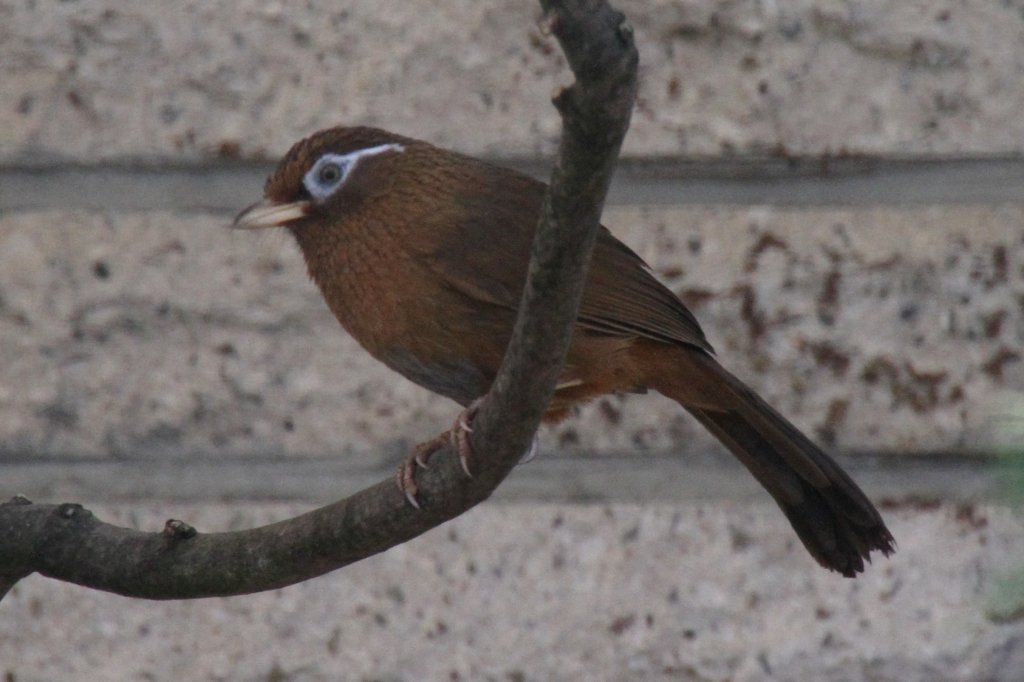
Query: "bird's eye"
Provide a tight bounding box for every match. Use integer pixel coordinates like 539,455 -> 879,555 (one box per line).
302,154 -> 352,201
318,163 -> 341,184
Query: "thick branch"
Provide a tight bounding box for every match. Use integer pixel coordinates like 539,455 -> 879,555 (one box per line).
0,0 -> 638,601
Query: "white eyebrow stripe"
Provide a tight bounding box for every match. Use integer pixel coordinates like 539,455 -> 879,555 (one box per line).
346,143 -> 405,163
333,143 -> 406,185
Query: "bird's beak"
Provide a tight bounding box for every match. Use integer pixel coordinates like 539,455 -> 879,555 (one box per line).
231,199 -> 310,230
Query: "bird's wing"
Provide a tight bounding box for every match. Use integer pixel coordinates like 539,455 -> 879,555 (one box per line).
581,233 -> 712,352
417,163 -> 712,353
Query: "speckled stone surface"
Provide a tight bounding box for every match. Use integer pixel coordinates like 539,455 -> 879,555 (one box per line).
1,205 -> 1020,461
2,1 -> 1024,160
2,501 -> 1022,681
2,3 -> 1023,677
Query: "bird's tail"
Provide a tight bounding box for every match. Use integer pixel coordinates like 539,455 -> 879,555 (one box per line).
640,343 -> 895,577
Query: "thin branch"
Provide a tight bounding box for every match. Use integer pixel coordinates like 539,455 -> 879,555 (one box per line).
0,0 -> 638,601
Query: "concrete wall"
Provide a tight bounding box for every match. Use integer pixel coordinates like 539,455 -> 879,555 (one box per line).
4,1 -> 1024,160
2,2 -> 1023,680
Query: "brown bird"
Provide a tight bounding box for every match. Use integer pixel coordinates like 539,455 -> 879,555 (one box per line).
233,126 -> 895,577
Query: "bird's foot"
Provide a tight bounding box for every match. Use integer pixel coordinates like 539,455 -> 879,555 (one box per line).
396,399 -> 481,509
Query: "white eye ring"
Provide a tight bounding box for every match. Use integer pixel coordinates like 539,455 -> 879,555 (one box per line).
302,143 -> 406,201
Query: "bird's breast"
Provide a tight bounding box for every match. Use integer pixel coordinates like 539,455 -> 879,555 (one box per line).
296,224 -> 503,402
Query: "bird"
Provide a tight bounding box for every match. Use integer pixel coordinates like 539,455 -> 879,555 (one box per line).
233,125 -> 895,577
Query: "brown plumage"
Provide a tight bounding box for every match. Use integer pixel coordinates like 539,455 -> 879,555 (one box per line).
233,126 -> 895,577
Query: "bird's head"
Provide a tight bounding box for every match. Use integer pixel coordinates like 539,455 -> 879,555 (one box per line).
232,126 -> 412,232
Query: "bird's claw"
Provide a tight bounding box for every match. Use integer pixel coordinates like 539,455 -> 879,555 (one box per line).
450,400 -> 480,478
395,430 -> 447,508
519,433 -> 540,465
404,489 -> 421,510
455,412 -> 474,434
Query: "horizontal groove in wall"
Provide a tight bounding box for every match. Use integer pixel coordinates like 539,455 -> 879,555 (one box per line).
1,453 -> 999,505
1,157 -> 1023,213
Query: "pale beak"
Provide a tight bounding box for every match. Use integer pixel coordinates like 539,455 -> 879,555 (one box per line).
231,199 -> 310,229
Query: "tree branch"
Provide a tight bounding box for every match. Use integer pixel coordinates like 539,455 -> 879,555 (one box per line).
0,0 -> 638,602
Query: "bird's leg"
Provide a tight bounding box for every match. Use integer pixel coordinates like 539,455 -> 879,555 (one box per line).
396,399 -> 481,509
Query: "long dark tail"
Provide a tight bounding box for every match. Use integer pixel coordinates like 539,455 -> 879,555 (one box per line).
643,344 -> 895,577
